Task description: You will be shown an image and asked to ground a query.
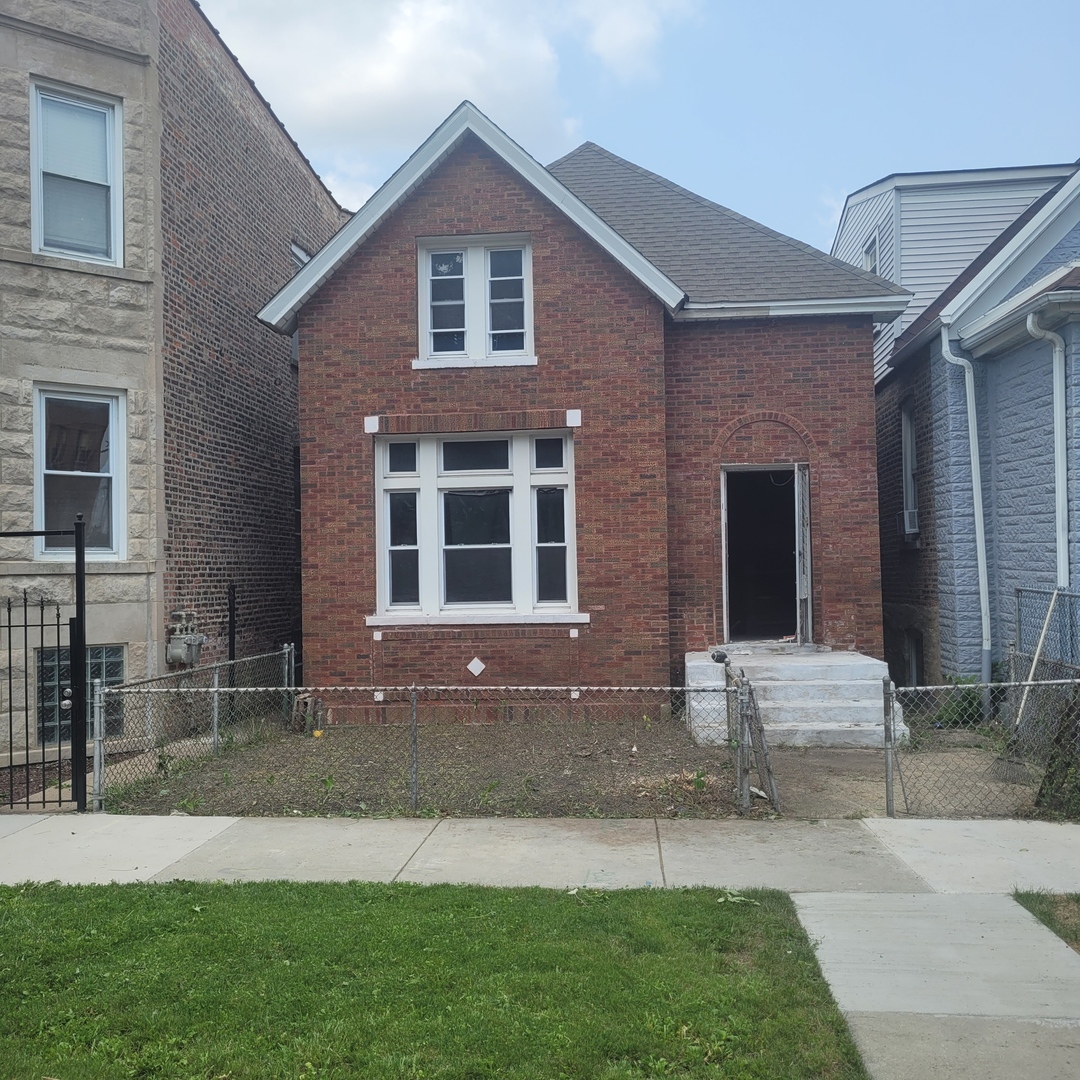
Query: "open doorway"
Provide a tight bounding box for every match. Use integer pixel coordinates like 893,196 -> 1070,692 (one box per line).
723,466 -> 810,642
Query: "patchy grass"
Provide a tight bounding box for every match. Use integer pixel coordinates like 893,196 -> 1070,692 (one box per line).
0,881 -> 867,1079
1015,890 -> 1080,953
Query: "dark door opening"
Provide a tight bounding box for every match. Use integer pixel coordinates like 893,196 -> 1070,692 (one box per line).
725,469 -> 797,640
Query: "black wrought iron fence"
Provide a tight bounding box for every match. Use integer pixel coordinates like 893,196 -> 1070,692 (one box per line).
95,684 -> 778,819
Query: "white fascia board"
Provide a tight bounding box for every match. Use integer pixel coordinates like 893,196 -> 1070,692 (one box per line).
676,294 -> 910,323
846,164 -> 1074,207
957,262 -> 1080,345
939,169 -> 1080,327
960,290 -> 1080,357
258,102 -> 685,332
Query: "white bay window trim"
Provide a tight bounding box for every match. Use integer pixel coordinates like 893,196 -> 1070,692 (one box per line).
34,386 -> 127,560
31,82 -> 123,266
414,235 -> 536,368
369,432 -> 585,625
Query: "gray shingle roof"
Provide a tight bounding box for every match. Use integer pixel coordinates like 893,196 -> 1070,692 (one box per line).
548,143 -> 908,306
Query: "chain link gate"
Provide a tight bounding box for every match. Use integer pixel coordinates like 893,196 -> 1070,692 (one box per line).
2,520 -> 87,811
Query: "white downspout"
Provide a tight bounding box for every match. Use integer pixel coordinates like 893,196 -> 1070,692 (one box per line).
1026,312 -> 1069,589
940,323 -> 993,682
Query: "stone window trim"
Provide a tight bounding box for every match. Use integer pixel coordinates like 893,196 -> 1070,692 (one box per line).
369,431 -> 583,625
30,81 -> 124,268
34,384 -> 127,562
414,234 -> 536,369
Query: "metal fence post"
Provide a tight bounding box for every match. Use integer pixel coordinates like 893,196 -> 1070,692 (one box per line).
883,675 -> 895,817
736,683 -> 751,815
91,678 -> 104,812
410,687 -> 419,813
211,665 -> 220,756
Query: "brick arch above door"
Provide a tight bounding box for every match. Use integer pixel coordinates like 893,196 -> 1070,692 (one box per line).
713,410 -> 817,464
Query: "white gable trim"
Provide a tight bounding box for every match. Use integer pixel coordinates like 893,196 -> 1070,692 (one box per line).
258,102 -> 685,332
957,261 -> 1080,346
939,168 -> 1080,326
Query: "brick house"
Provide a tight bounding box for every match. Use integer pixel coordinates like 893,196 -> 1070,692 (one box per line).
0,0 -> 345,751
834,161 -> 1080,684
261,103 -> 908,688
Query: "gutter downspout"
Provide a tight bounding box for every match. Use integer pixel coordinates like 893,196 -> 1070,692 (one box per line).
1025,312 -> 1069,589
940,323 -> 993,683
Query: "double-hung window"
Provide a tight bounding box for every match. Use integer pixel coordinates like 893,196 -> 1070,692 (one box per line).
31,84 -> 122,264
375,432 -> 578,621
416,237 -> 534,367
35,388 -> 126,558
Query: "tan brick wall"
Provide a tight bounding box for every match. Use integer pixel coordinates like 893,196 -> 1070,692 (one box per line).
157,0 -> 344,664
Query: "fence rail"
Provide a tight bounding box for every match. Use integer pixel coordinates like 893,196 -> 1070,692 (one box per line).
95,683 -> 781,819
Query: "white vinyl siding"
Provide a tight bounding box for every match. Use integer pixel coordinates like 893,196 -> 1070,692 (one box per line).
896,180 -> 1064,334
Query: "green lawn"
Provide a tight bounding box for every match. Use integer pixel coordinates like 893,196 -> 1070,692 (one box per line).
1015,890 -> 1080,952
0,882 -> 867,1079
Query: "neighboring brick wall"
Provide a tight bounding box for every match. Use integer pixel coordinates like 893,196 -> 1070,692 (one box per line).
876,351 -> 940,682
298,134 -> 672,686
157,0 -> 344,662
666,317 -> 884,680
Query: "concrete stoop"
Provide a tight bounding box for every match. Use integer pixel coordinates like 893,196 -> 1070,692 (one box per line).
686,643 -> 894,748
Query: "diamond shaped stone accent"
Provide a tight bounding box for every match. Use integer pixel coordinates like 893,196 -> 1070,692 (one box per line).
467,656 -> 486,677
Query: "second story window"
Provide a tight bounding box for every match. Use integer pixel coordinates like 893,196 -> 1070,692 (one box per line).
900,399 -> 918,537
32,84 -> 122,265
416,237 -> 535,368
863,234 -> 879,276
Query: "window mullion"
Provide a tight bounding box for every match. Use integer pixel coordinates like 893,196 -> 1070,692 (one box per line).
512,436 -> 533,610
418,441 -> 439,614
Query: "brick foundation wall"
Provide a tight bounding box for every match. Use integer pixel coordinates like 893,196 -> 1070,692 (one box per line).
157,0 -> 344,663
298,135 -> 671,686
666,316 -> 885,679
876,352 -> 940,683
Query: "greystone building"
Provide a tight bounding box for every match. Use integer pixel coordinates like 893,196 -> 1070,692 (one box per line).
0,0 -> 344,763
834,162 -> 1080,684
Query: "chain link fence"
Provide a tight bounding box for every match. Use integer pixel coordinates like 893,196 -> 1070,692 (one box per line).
885,667 -> 1080,818
89,648 -> 294,811
1016,588 -> 1080,666
95,683 -> 782,818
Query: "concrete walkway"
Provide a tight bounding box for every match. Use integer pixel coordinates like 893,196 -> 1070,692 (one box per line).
2,814 -> 1080,1078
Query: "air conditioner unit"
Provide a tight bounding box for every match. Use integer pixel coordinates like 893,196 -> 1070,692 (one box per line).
897,509 -> 919,536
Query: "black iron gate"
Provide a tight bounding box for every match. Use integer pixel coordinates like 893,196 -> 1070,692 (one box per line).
1,520 -> 87,811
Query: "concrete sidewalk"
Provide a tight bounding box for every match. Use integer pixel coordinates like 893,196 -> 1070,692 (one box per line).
2,813 -> 1080,1079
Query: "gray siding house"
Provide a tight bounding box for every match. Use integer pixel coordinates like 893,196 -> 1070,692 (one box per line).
833,165 -> 1074,381
834,161 -> 1080,684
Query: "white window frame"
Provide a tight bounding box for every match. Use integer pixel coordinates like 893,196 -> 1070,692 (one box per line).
369,431 -> 587,625
414,235 -> 536,369
34,386 -> 127,560
863,232 -> 879,276
30,82 -> 124,267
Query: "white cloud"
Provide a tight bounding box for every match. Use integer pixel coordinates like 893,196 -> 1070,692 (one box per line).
198,0 -> 694,208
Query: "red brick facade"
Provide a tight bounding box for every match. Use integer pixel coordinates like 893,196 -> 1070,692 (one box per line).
298,135 -> 884,686
158,0 -> 344,662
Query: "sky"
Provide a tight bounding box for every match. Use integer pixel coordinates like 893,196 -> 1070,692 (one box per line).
198,0 -> 1080,253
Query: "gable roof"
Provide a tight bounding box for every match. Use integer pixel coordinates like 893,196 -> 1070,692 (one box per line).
890,164 -> 1080,367
550,143 -> 909,317
260,102 -> 909,333
258,102 -> 685,333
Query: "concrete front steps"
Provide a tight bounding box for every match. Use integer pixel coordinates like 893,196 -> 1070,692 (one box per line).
686,643 -> 895,748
